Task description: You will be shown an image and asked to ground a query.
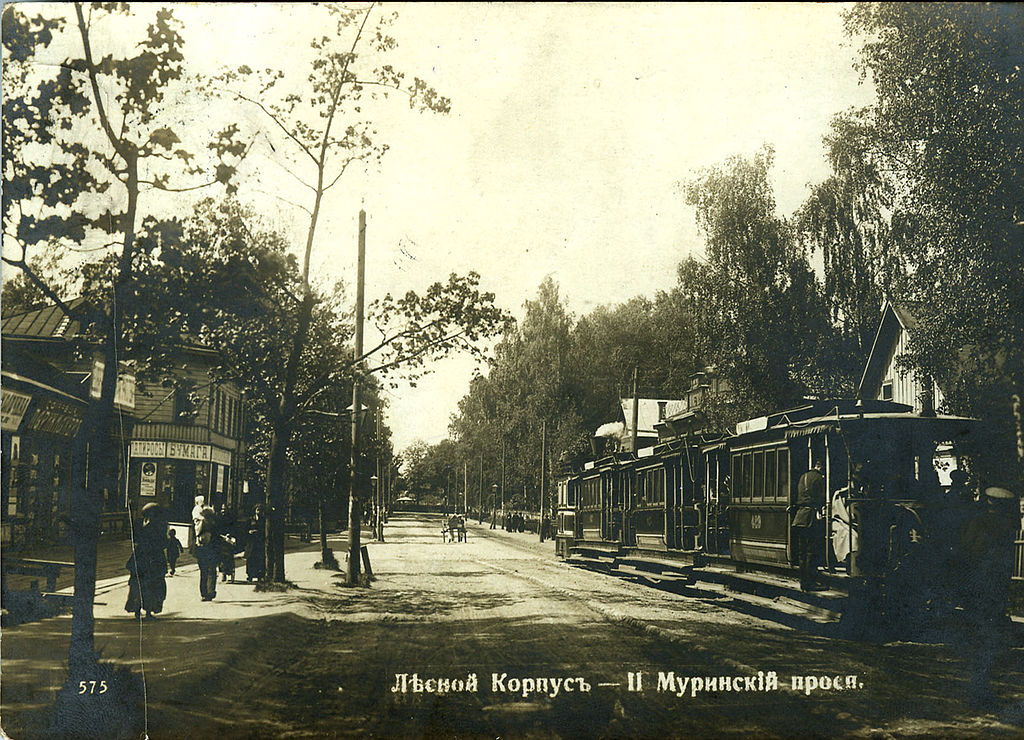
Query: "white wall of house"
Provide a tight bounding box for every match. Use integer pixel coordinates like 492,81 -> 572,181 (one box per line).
879,325 -> 944,413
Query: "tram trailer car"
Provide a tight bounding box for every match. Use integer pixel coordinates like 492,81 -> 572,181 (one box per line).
575,453 -> 626,558
554,476 -> 577,558
562,399 -> 980,628
567,432 -> 717,560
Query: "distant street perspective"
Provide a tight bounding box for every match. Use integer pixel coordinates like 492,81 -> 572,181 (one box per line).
3,3 -> 1024,739
4,513 -> 1024,738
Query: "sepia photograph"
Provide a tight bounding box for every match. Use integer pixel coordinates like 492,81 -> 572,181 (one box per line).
1,2 -> 1023,738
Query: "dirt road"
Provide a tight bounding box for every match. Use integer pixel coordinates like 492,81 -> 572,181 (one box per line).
3,512 -> 1022,738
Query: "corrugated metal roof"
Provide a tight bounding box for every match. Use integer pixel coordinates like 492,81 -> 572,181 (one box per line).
1,297 -> 86,338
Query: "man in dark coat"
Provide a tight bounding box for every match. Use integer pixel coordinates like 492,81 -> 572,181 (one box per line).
957,486 -> 1018,708
793,460 -> 825,591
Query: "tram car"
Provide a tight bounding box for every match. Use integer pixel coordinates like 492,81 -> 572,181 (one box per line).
558,399 -> 980,627
554,476 -> 576,558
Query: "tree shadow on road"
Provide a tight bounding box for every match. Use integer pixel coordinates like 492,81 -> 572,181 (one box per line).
302,582 -> 520,619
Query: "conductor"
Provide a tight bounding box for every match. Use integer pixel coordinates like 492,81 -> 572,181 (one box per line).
793,460 -> 826,591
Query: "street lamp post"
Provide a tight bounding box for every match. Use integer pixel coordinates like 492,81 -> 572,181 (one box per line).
490,483 -> 498,529
370,474 -> 379,541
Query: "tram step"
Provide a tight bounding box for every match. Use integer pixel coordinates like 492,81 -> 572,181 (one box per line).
611,563 -> 693,585
566,554 -> 614,571
693,567 -> 848,610
723,590 -> 840,627
619,554 -> 698,572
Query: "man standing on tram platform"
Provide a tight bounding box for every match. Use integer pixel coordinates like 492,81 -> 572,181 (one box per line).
957,485 -> 1019,709
793,460 -> 826,591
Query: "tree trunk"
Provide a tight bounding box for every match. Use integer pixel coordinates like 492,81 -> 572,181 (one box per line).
68,148 -> 136,677
318,489 -> 332,566
265,425 -> 290,582
68,330 -> 119,675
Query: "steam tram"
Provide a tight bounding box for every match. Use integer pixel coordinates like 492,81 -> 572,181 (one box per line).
555,399 -> 979,624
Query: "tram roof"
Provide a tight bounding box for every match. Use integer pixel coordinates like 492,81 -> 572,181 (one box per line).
782,412 -> 977,440
755,399 -> 911,429
730,399 -> 977,440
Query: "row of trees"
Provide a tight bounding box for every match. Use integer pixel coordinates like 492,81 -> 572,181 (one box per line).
2,2 -> 508,708
406,3 -> 1024,509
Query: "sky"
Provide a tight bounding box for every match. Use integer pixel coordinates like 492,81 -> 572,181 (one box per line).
6,3 -> 876,452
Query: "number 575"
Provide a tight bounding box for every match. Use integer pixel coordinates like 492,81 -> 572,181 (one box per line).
78,680 -> 108,694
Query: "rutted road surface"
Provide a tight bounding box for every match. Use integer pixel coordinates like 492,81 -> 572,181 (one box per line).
3,512 -> 1022,738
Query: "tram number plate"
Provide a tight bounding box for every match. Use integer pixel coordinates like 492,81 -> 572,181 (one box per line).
750,513 -> 762,530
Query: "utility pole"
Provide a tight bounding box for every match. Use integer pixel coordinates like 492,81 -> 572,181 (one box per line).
463,460 -> 468,514
500,438 -> 505,515
375,407 -> 384,542
539,419 -> 546,543
347,209 -> 366,584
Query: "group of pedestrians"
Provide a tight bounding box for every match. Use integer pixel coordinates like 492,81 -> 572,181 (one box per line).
123,497 -> 268,617
503,511 -> 527,533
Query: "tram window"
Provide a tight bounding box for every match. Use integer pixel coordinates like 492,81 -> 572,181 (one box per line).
583,479 -> 596,507
765,450 -> 777,502
655,469 -> 665,504
777,449 -> 789,500
753,451 -> 764,501
742,453 -> 753,501
731,456 -> 740,500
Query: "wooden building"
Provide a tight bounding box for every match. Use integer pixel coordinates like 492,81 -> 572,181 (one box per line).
1,301 -> 247,547
858,301 -> 944,413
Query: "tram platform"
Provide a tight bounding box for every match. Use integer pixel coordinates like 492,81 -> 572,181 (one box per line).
692,564 -> 1024,642
565,540 -> 1024,640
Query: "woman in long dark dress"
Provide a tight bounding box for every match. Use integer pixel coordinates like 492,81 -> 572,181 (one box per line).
245,505 -> 266,582
125,503 -> 168,620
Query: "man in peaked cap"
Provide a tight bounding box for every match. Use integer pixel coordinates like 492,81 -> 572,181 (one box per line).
793,460 -> 826,591
957,485 -> 1019,709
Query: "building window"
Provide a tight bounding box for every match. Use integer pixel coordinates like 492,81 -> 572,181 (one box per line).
881,382 -> 893,401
